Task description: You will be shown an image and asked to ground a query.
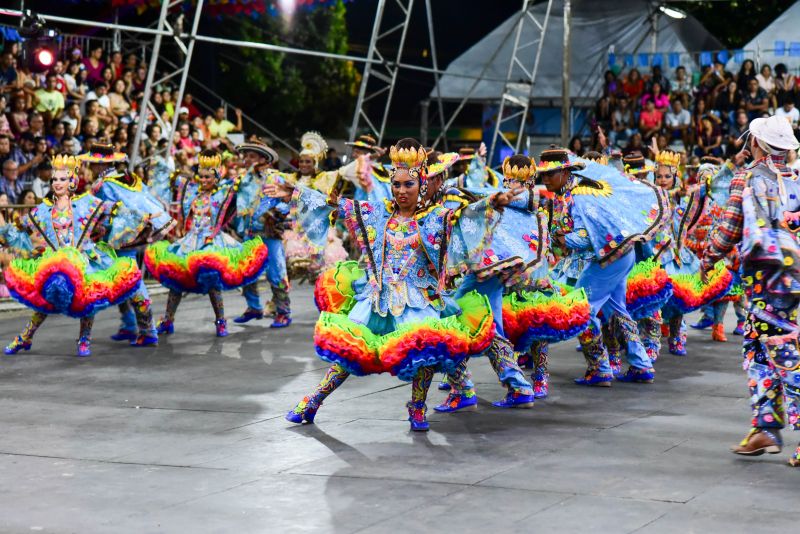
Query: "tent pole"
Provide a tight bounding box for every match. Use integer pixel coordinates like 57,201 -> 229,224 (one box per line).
561,0 -> 571,145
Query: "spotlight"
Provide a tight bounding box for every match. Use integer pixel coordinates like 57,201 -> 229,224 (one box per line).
659,5 -> 688,19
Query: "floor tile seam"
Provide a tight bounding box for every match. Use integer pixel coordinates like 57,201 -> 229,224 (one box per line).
0,450 -> 228,471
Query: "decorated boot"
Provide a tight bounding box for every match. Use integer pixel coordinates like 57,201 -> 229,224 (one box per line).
407,401 -> 429,432
156,319 -> 174,335
574,369 -> 613,387
668,336 -> 687,356
615,366 -> 655,383
732,321 -> 745,336
285,397 -> 320,424
110,329 -> 137,342
234,308 -> 264,324
789,444 -> 800,467
711,323 -> 727,342
492,389 -> 535,408
532,370 -> 549,399
434,391 -> 478,413
76,336 -> 91,357
730,428 -> 782,456
215,318 -> 229,337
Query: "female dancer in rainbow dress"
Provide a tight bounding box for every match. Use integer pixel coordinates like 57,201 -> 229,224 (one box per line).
1,155 -> 152,356
144,150 -> 269,338
268,138 -> 516,431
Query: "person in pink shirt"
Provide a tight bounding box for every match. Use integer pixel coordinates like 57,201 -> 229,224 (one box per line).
638,99 -> 663,141
82,45 -> 106,86
640,82 -> 670,112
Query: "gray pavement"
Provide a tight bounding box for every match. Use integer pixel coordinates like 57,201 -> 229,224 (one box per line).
0,284 -> 796,533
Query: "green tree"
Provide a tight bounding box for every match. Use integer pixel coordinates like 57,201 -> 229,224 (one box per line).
218,0 -> 360,139
674,0 -> 796,48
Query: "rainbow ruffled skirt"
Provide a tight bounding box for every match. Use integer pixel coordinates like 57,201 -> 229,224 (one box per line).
627,258 -> 673,320
502,288 -> 591,351
145,237 -> 268,294
4,246 -> 142,318
312,263 -> 495,381
668,261 -> 733,313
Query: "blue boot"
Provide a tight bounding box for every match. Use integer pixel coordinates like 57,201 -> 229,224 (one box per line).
156,319 -> 174,335
110,329 -> 137,342
285,397 -> 320,424
690,317 -> 714,330
615,366 -> 655,383
434,392 -> 478,413
270,313 -> 292,329
492,390 -> 535,408
76,336 -> 91,357
233,308 -> 264,324
4,336 -> 31,355
574,370 -> 613,387
407,401 -> 430,431
131,334 -> 158,347
215,319 -> 229,338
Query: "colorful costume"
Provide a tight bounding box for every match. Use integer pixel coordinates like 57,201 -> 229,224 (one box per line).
145,152 -> 269,337
544,150 -> 670,385
85,147 -> 176,346
1,155 -> 150,356
702,116 -> 800,465
286,144 -> 497,431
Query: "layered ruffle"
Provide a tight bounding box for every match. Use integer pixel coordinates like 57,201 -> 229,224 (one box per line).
668,261 -> 733,313
314,291 -> 495,381
314,261 -> 364,314
144,237 -> 268,294
502,287 -> 591,351
627,258 -> 673,320
4,246 -> 141,318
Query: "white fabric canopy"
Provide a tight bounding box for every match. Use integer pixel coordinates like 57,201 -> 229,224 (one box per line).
740,0 -> 800,71
431,0 -> 720,101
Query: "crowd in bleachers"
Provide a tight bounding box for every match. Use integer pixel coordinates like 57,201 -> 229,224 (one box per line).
581,58 -> 800,170
0,38 -> 245,207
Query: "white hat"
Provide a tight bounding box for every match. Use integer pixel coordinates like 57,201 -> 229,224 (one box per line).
179,106 -> 189,114
749,115 -> 800,151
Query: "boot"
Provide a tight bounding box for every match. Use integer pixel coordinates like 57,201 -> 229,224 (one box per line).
76,336 -> 91,357
4,336 -> 32,355
615,366 -> 655,383
668,336 -> 687,356
730,428 -> 782,456
434,391 -> 478,413
215,318 -> 229,337
285,396 -> 320,424
532,370 -> 549,399
733,321 -> 745,336
407,401 -> 429,432
712,323 -> 727,342
156,319 -> 174,335
789,444 -> 800,467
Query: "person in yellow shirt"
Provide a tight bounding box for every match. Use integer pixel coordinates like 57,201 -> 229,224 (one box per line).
33,74 -> 64,126
208,106 -> 242,140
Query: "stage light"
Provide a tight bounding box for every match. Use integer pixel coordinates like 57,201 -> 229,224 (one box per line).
35,48 -> 54,68
659,5 -> 688,19
278,0 -> 297,14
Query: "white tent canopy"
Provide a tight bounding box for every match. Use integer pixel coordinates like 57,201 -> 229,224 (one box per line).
741,0 -> 800,71
431,0 -> 721,102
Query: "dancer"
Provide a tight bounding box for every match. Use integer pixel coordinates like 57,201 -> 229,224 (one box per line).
81,143 -> 175,346
144,150 -> 269,338
231,141 -> 291,327
272,138 -> 512,431
446,144 -> 501,190
1,154 -> 151,356
700,115 -> 800,466
540,147 -> 669,385
341,134 -> 391,201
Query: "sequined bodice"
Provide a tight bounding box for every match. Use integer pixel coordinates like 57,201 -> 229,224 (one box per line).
51,203 -> 74,246
189,191 -> 214,229
381,214 -> 432,316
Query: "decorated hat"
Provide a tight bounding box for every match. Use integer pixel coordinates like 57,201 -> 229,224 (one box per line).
236,140 -> 278,164
52,154 -> 81,176
536,146 -> 586,173
198,151 -> 223,170
458,147 -> 477,161
582,151 -> 608,166
345,134 -> 380,153
622,151 -> 654,175
749,115 -> 800,151
502,156 -> 535,182
655,150 -> 682,170
77,142 -> 127,164
389,144 -> 428,183
426,152 -> 460,178
299,131 -> 328,164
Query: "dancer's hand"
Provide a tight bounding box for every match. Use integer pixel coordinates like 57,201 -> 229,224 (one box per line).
733,149 -> 750,168
263,182 -> 294,200
699,264 -> 709,284
492,186 -> 523,208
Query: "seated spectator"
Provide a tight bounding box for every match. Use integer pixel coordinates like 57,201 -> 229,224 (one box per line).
594,95 -> 613,136
603,70 -> 621,98
192,115 -> 208,143
108,79 -> 132,123
670,65 -> 692,108
641,82 -> 669,112
174,121 -> 199,160
774,63 -> 795,103
568,136 -> 585,157
776,94 -> 800,133
162,90 -> 175,121
788,149 -> 800,173
142,124 -> 162,158
7,95 -> 30,138
322,148 -> 343,171
664,99 -> 691,151
109,50 -> 124,80
715,80 -> 742,126
61,136 -> 82,156
743,78 -> 770,120
695,117 -> 723,158
610,95 -> 636,147
46,121 -> 66,150
0,94 -> 11,137
756,63 -> 776,96
622,68 -> 645,104
112,126 -> 129,154
0,159 -> 24,202
29,113 -> 45,139
208,106 -> 243,141
639,100 -> 663,141
623,132 -> 645,156
0,134 -> 12,167
181,93 -> 202,120
34,73 -> 65,128
60,102 -> 82,133
725,109 -> 750,158
31,159 -> 51,199
66,63 -> 89,104
737,59 -> 757,90
0,51 -> 18,95
647,65 -> 671,95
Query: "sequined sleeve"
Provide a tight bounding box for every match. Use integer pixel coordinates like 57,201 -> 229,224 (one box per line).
289,185 -> 336,254
702,172 -> 747,270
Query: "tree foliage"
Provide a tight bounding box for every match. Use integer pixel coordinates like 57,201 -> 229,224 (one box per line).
674,0 -> 796,48
217,1 -> 360,138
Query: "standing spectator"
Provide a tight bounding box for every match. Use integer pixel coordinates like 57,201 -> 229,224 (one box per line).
639,99 -> 663,141
208,107 -> 243,141
0,159 -> 23,202
695,117 -> 722,157
31,160 -> 51,199
610,95 -> 635,147
82,45 -> 106,86
34,73 -> 66,127
622,68 -> 645,104
736,59 -> 757,89
774,63 -> 794,103
670,65 -> 692,108
743,78 -> 769,120
664,99 -> 692,151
